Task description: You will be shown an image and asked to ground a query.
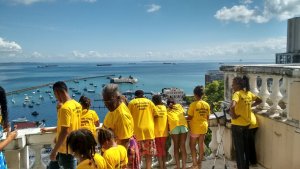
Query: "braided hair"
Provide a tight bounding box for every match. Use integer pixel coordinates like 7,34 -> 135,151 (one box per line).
67,129 -> 97,167
0,86 -> 8,128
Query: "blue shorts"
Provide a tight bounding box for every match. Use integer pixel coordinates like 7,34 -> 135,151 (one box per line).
170,126 -> 188,135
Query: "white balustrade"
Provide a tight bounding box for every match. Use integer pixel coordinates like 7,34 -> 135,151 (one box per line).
269,76 -> 283,118
249,74 -> 259,95
258,75 -> 270,111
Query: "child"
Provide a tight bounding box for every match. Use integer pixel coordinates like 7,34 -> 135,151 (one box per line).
79,96 -> 100,138
167,98 -> 188,169
152,95 -> 168,169
98,128 -> 128,169
187,86 -> 210,169
66,129 -> 107,169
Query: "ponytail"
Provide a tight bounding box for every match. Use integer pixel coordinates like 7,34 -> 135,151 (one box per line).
242,75 -> 250,92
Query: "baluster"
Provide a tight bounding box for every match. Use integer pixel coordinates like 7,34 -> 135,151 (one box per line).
280,77 -> 289,121
208,126 -> 218,159
249,74 -> 259,95
269,76 -> 283,118
258,75 -> 270,112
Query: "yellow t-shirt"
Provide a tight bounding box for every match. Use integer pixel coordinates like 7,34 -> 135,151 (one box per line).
103,102 -> 134,140
188,100 -> 210,134
81,109 -> 99,135
128,97 -> 157,141
249,112 -> 259,129
103,145 -> 128,169
56,99 -> 82,153
167,104 -> 188,132
77,153 -> 107,169
231,90 -> 258,126
154,105 -> 168,138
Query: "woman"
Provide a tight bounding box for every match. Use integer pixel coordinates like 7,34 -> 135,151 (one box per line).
167,98 -> 188,169
0,86 -> 18,169
102,84 -> 140,169
66,129 -> 106,169
187,86 -> 210,169
230,76 -> 262,169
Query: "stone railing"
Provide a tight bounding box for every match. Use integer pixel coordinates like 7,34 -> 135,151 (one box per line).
221,64 -> 300,124
3,128 -> 55,169
220,64 -> 300,169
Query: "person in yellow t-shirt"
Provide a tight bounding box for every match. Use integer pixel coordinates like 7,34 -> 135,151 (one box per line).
152,95 -> 168,169
248,112 -> 259,166
128,90 -> 158,169
41,81 -> 82,169
79,96 -> 100,138
186,85 -> 210,169
102,84 -> 140,169
230,76 -> 262,169
167,98 -> 188,169
67,129 -> 107,169
98,128 -> 128,169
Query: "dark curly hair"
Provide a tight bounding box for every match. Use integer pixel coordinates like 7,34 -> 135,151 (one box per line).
233,75 -> 250,92
67,129 -> 97,167
193,85 -> 204,98
0,86 -> 8,128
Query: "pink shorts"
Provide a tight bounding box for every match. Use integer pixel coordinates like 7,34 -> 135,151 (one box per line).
155,137 -> 167,157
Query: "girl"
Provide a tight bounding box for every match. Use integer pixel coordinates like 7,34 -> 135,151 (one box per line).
0,86 -> 18,169
152,95 -> 168,169
79,96 -> 100,137
98,128 -> 128,169
230,76 -> 261,169
66,129 -> 107,169
167,98 -> 188,169
187,86 -> 210,169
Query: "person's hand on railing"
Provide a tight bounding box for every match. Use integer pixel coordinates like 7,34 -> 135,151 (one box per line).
7,130 -> 17,141
40,127 -> 57,134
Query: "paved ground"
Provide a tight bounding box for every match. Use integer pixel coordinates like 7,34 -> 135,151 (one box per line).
151,157 -> 266,169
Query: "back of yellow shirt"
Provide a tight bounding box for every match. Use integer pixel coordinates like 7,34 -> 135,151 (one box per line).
103,145 -> 128,169
249,112 -> 259,129
231,90 -> 258,126
128,98 -> 157,141
154,105 -> 168,138
188,100 -> 210,134
81,109 -> 99,135
167,104 -> 188,132
77,153 -> 107,169
56,99 -> 82,153
103,102 -> 134,140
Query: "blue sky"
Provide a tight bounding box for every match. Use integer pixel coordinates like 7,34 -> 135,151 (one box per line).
0,0 -> 299,62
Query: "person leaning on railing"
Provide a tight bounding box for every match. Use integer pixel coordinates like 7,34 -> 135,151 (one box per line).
0,86 -> 18,169
229,76 -> 262,169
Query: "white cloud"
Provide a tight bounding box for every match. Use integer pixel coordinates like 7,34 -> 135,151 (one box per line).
147,4 -> 161,13
215,0 -> 300,23
0,37 -> 22,53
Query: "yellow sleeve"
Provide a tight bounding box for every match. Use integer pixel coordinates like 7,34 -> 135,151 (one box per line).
103,112 -> 114,130
232,92 -> 239,102
92,110 -> 100,122
59,107 -> 71,127
188,102 -> 195,117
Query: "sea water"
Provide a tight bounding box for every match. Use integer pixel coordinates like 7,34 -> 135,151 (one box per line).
0,61 -> 259,126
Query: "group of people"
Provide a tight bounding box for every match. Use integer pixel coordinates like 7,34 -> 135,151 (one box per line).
0,74 -> 262,169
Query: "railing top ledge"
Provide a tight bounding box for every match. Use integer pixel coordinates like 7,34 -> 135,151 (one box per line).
220,64 -> 300,77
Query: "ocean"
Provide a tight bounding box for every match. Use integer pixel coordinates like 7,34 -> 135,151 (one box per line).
0,61 -> 236,126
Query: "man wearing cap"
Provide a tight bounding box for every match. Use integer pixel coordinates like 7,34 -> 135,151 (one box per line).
128,90 -> 158,169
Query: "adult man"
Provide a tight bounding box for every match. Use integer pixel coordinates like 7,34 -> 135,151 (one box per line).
41,81 -> 82,169
128,90 -> 157,169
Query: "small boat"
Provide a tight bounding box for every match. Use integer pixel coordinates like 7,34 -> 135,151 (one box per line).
39,95 -> 44,100
83,87 -> 87,91
51,100 -> 56,103
89,83 -> 94,86
94,85 -> 97,88
72,94 -> 76,97
87,89 -> 95,93
73,80 -> 79,83
36,102 -> 40,105
24,95 -> 30,102
31,111 -> 39,116
11,98 -> 16,104
28,104 -> 34,108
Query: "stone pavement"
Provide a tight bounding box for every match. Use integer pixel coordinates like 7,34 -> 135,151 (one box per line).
151,157 -> 266,169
